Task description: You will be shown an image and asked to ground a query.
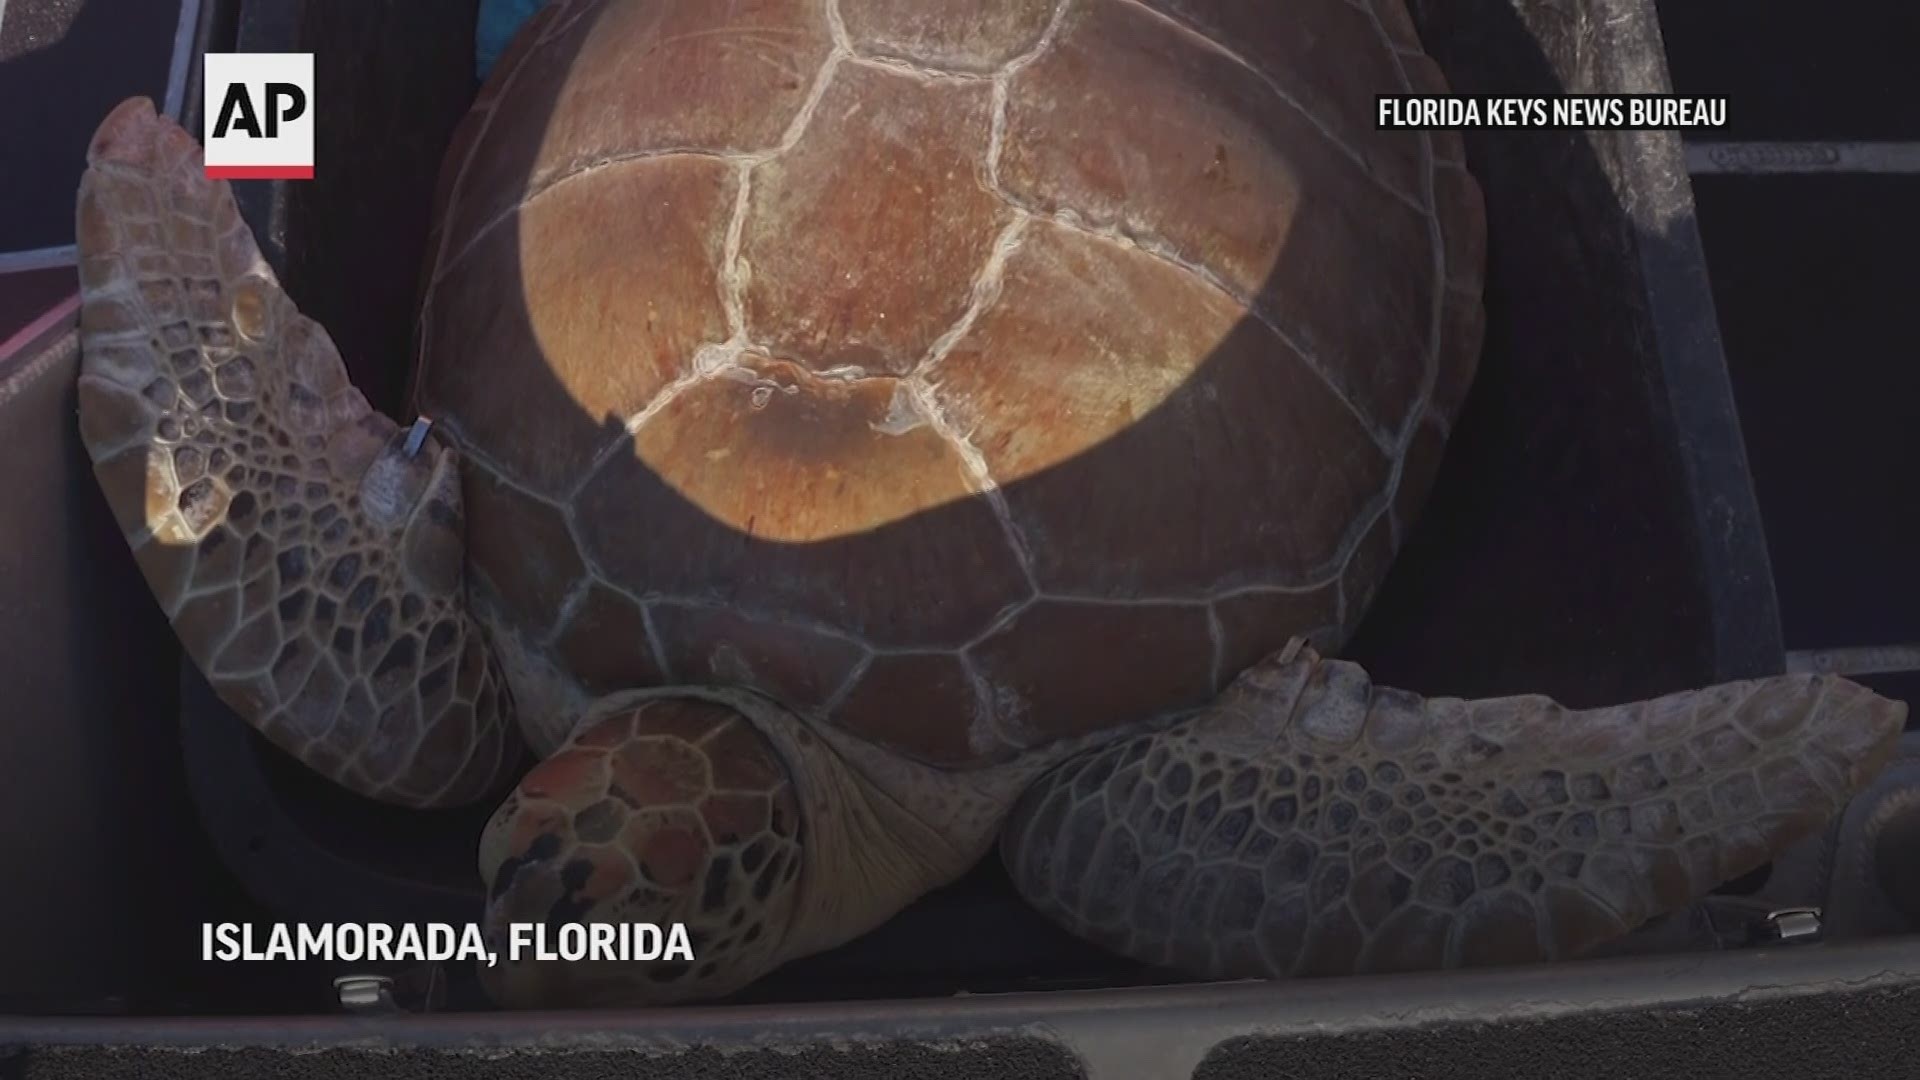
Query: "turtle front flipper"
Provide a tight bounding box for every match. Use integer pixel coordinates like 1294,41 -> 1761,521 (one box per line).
1001,641 -> 1906,978
74,98 -> 521,808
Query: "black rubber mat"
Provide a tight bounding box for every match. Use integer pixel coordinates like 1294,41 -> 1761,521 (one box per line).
1689,174 -> 1920,652
8,946 -> 1920,1080
12,1039 -> 1088,1080
1197,984 -> 1920,1080
0,0 -> 183,254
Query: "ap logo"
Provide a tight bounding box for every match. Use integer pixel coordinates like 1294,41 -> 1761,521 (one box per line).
203,53 -> 315,180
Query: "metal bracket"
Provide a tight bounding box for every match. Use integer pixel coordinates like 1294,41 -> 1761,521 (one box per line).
1757,907 -> 1825,945
333,975 -> 399,1015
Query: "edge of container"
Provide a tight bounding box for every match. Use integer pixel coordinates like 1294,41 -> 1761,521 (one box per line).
167,0 -> 1811,1033
5,940 -> 1920,1080
1594,0 -> 1786,681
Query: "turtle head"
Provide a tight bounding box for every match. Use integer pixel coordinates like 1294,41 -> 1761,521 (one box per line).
476,695 -> 804,1006
476,688 -> 1021,1006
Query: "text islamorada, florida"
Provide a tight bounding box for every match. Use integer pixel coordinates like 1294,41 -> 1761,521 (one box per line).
201,922 -> 696,966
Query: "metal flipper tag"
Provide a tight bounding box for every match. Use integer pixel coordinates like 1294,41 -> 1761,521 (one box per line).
1758,906 -> 1825,944
403,416 -> 434,459
334,974 -> 399,1015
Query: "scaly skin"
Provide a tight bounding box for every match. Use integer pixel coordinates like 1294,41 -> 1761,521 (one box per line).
74,98 -> 520,807
1001,641 -> 1907,976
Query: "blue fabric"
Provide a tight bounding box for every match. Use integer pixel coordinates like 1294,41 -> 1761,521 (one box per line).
477,0 -> 554,80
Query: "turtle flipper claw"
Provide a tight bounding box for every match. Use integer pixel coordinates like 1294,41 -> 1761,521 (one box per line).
1001,642 -> 1906,978
74,98 -> 522,808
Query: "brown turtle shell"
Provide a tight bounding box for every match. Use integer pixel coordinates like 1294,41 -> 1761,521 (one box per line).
413,0 -> 1486,765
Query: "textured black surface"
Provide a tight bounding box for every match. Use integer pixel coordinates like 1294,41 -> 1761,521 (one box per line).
1655,0 -> 1920,141
14,1039 -> 1085,1080
1197,984 -> 1920,1080
0,0 -> 182,253
1690,175 -> 1920,652
8,949 -> 1920,1079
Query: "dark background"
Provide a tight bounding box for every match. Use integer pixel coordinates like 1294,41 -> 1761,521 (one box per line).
0,0 -> 184,254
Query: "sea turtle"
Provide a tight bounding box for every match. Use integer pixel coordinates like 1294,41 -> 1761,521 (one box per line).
73,0 -> 1904,1009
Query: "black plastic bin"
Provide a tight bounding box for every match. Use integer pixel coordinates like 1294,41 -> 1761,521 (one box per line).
198,0 -> 1778,997
11,0 -> 1920,1076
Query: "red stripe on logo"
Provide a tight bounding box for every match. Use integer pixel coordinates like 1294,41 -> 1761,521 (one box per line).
203,166 -> 316,179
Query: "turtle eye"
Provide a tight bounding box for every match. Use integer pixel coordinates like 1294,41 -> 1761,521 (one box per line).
477,698 -> 804,1007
